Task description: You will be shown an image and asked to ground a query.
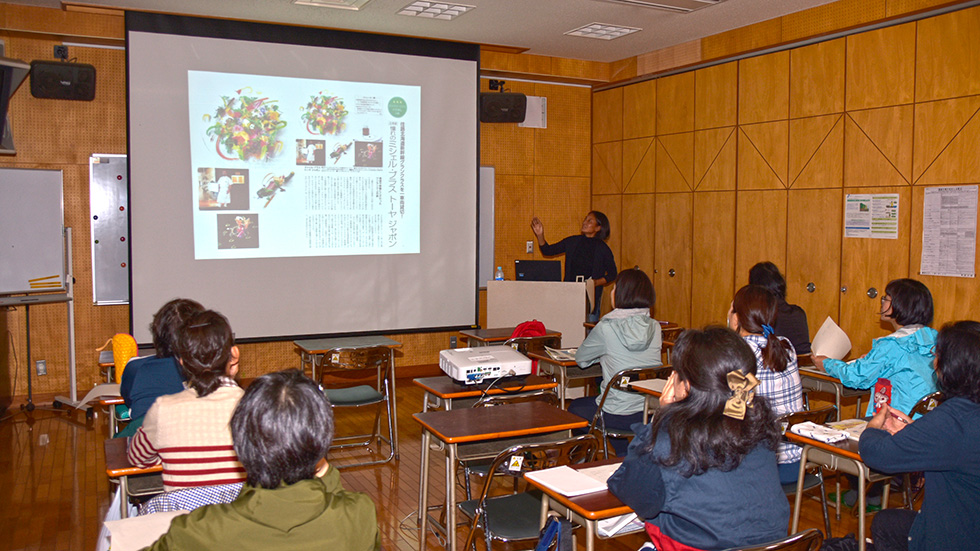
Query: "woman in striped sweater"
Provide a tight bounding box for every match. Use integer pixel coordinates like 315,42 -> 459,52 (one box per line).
127,309 -> 246,491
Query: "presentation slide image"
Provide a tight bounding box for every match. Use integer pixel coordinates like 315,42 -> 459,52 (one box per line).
255,170 -> 296,208
296,139 -> 326,166
198,167 -> 250,211
354,139 -> 383,167
217,213 -> 259,249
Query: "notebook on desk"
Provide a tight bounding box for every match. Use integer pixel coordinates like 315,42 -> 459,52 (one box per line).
515,260 -> 561,281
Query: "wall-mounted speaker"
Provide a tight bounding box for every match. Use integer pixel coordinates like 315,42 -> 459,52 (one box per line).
30,61 -> 96,101
480,92 -> 526,123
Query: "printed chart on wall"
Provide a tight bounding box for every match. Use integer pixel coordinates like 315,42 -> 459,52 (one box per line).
844,193 -> 899,239
920,185 -> 977,278
188,70 -> 420,260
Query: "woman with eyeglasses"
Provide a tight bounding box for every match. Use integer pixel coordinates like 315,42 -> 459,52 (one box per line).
812,278 -> 939,417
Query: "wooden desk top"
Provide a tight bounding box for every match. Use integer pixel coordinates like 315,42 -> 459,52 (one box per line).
104,437 -> 162,477
293,335 -> 402,354
459,327 -> 561,343
413,375 -> 557,399
786,431 -> 862,462
527,351 -> 579,367
413,401 -> 588,444
629,378 -> 667,397
527,458 -> 632,521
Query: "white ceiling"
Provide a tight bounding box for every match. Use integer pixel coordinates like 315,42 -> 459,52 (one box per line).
8,0 -> 837,62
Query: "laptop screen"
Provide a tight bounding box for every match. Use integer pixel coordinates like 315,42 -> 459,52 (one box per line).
515,260 -> 562,281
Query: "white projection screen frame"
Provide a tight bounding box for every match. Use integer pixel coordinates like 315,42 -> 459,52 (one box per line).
126,12 -> 479,343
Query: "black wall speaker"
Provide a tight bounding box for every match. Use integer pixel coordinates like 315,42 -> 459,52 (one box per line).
30,61 -> 96,101
480,92 -> 527,123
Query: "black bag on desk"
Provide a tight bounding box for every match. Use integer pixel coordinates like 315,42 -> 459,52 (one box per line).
535,515 -> 573,551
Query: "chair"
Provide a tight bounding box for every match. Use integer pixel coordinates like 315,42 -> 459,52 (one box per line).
502,334 -> 562,357
458,434 -> 600,551
588,366 -> 671,458
661,326 -> 684,365
779,406 -> 837,537
319,345 -> 396,468
720,528 -> 823,551
901,391 -> 945,509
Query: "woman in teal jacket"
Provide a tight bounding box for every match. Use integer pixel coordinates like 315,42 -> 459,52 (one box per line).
813,278 -> 938,416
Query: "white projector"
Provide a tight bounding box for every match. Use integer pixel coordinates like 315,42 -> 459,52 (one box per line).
439,345 -> 533,385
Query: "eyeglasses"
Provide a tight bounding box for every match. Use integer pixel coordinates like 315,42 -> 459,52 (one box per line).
880,296 -> 892,305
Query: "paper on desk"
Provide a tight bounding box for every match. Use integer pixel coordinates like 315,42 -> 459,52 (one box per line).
628,379 -> 667,394
597,513 -> 645,537
810,317 -> 851,360
789,421 -> 849,443
106,510 -> 188,551
544,346 -> 577,362
526,465 -> 607,496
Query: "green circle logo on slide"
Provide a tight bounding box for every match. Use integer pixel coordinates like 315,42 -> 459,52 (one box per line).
388,97 -> 408,118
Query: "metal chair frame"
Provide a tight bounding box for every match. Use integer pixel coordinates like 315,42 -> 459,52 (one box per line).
720,528 -> 823,551
588,365 -> 671,458
779,405 -> 837,537
901,391 -> 945,509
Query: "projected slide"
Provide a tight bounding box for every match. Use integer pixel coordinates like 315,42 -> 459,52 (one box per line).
187,70 -> 421,259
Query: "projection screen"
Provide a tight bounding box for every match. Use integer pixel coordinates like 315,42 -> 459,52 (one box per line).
126,12 -> 479,343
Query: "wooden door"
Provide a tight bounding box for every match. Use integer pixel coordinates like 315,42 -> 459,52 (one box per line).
786,188 -> 843,342
692,191 -> 736,328
653,192 -> 693,327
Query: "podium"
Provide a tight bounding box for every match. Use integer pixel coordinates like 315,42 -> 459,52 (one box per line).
487,281 -> 588,348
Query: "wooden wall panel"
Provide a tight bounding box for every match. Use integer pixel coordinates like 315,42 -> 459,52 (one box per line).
735,190 -> 788,290
844,107 -> 913,187
790,115 -> 844,189
593,142 -> 623,194
620,194 -> 656,277
914,6 -> 980,103
845,22 -> 916,110
790,38 -> 845,119
914,96 -> 980,185
738,51 -> 789,125
786,188 -> 843,341
695,127 -> 737,191
656,73 -> 695,135
695,61 -> 737,130
692,191 -> 736,328
534,83 -> 591,177
655,133 -> 694,192
535,176 -> 592,256
593,88 -> 623,143
653,193 -> 693,327
592,194 -> 623,317
623,79 -> 656,139
781,0 -> 885,43
623,138 -> 656,194
496,175 -> 535,280
738,123 -> 788,190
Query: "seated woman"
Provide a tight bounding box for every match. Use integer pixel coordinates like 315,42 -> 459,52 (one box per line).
812,278 -> 938,416
607,326 -> 788,551
748,261 -> 811,354
117,298 -> 205,437
570,268 -> 662,456
728,284 -> 803,484
145,369 -> 380,551
127,310 -> 246,491
861,321 -> 980,551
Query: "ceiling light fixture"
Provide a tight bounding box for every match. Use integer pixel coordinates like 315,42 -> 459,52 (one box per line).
565,23 -> 641,40
292,0 -> 372,10
397,1 -> 474,21
593,0 -> 726,14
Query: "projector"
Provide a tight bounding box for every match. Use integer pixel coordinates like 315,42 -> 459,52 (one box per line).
439,345 -> 533,385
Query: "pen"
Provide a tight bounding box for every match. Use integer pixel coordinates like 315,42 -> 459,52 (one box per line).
889,411 -> 910,424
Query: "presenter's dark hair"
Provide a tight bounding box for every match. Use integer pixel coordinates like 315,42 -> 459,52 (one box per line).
589,210 -> 611,241
884,278 -> 933,327
613,268 -> 654,309
645,326 -> 779,476
176,309 -> 235,397
935,321 -> 980,404
231,369 -> 334,489
151,298 -> 205,358
732,285 -> 793,373
748,262 -> 787,300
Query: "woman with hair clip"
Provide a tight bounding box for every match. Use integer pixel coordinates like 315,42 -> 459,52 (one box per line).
607,326 -> 788,551
860,320 -> 980,551
127,310 -> 246,491
728,284 -> 803,485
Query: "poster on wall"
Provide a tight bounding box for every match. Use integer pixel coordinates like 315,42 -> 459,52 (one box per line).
920,185 -> 977,278
844,193 -> 899,239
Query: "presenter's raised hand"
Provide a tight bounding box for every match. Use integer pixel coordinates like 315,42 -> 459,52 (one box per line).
530,217 -> 547,246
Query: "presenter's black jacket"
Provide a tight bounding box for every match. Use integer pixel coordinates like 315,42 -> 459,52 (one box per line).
539,234 -> 616,284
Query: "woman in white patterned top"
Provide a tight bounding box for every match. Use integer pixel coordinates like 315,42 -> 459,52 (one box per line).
728,284 -> 804,485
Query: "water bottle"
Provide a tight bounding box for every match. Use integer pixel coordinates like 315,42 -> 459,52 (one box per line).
494,266 -> 505,281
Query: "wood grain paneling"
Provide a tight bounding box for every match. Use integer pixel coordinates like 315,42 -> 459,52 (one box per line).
735,190 -> 788,289
654,192 -> 693,326
692,191 -> 736,328
786,188 -> 843,341
844,107 -> 913,187
656,133 -> 694,192
790,115 -> 844,189
695,127 -> 737,191
495,175 -> 535,280
781,0 -> 885,43
535,176 -> 592,252
593,141 -> 623,194
534,82 -> 591,177
915,5 -> 980,103
738,122 -> 788,189
623,79 -> 656,139
593,88 -> 623,143
593,194 -> 623,317
914,96 -> 980,185
656,72 -> 696,135
623,138 -> 656,194
790,38 -> 845,119
620,193 -> 656,277
845,22 -> 916,111
695,61 -> 737,130
701,18 -> 782,62
738,51 -> 789,125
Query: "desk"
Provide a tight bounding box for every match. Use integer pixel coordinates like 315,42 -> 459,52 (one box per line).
527,352 -> 603,408
414,401 -> 588,551
799,367 -> 870,421
527,458 -> 640,551
787,431 -> 892,551
104,437 -> 162,519
458,327 -> 561,347
629,378 -> 668,423
414,375 -> 558,412
99,396 -> 125,436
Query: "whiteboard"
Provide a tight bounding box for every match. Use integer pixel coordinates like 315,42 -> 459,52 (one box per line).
479,166 -> 494,287
0,168 -> 65,295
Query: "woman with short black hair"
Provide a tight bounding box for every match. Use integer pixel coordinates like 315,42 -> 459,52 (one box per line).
748,261 -> 811,354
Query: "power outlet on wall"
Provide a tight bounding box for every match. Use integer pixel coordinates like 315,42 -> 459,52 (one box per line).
526,240 -> 533,254
35,360 -> 47,376
450,335 -> 457,348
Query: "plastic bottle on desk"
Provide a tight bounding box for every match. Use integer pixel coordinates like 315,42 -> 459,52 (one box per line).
494,266 -> 505,281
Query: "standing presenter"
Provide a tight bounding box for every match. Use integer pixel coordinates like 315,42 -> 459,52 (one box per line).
531,211 -> 617,322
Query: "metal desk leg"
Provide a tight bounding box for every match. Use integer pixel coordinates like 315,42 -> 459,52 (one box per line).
419,428 -> 430,548
389,349 -> 399,459
446,442 -> 458,551
857,466 -> 867,551
119,475 -> 130,519
585,517 -> 596,551
791,445 -> 809,533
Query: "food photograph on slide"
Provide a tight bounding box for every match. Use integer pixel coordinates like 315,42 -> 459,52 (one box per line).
217,213 -> 259,249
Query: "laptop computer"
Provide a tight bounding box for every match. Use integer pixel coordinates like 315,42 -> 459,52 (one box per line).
514,260 -> 562,281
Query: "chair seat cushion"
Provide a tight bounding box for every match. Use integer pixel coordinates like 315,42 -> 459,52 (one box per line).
458,491 -> 543,542
325,385 -> 384,406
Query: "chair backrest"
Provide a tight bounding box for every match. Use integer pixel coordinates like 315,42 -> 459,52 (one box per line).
476,434 -> 600,497
318,345 -> 391,386
472,389 -> 560,408
909,390 -> 945,417
503,335 -> 562,356
778,405 -> 838,432
721,528 -> 823,551
590,366 -> 672,432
